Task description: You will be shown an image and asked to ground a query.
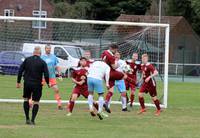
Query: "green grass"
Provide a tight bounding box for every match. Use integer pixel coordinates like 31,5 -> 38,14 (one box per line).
0,75 -> 200,138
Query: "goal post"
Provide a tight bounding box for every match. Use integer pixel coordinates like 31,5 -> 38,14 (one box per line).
0,16 -> 170,108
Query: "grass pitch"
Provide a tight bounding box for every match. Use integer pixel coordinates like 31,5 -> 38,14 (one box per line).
0,75 -> 200,138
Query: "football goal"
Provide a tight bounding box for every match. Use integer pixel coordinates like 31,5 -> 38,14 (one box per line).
0,16 -> 169,108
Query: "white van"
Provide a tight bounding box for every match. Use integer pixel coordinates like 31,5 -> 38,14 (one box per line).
22,43 -> 84,76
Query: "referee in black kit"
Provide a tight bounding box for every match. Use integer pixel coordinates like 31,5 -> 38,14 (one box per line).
16,46 -> 49,125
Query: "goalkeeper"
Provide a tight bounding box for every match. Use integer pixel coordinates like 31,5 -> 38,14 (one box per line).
41,44 -> 63,110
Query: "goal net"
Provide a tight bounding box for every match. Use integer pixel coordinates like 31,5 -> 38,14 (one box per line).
0,16 -> 169,108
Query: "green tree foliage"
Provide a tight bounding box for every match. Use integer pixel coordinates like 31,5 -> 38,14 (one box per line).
52,0 -> 151,20
191,0 -> 200,35
167,0 -> 200,36
84,0 -> 151,20
167,0 -> 194,22
52,2 -> 93,41
53,1 -> 92,19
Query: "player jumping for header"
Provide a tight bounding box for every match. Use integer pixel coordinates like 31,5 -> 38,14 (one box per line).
101,44 -> 135,113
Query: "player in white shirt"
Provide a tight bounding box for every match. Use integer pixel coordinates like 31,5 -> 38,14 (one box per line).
87,60 -> 110,120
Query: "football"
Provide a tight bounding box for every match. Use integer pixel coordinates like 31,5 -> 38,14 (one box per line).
122,64 -> 132,73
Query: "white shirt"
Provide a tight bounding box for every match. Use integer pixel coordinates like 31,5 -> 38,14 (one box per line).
87,61 -> 110,86
116,59 -> 127,72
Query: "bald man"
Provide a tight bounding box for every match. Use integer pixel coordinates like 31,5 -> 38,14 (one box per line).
17,46 -> 49,125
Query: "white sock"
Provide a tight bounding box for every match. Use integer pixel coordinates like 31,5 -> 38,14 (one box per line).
98,96 -> 104,113
88,94 -> 94,111
121,96 -> 127,109
108,97 -> 112,108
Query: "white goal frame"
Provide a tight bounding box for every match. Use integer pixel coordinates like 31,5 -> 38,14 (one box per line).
0,16 -> 170,108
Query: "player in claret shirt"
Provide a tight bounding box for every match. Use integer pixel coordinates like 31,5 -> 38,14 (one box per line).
125,53 -> 141,107
67,57 -> 98,116
138,54 -> 161,116
101,44 -> 135,113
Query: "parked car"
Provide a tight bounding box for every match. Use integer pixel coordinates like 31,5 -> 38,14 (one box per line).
22,42 -> 84,76
0,51 -> 32,75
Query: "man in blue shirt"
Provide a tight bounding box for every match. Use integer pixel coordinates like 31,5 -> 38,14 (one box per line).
41,44 -> 63,110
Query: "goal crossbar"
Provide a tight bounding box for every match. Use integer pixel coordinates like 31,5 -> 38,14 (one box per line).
0,16 -> 169,28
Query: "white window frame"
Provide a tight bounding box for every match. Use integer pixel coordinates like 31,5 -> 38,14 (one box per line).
32,10 -> 47,29
4,9 -> 15,22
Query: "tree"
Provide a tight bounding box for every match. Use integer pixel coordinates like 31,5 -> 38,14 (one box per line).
192,0 -> 200,16
166,0 -> 200,36
118,0 -> 152,15
191,0 -> 200,35
80,0 -> 151,20
53,1 -> 92,19
167,0 -> 194,22
52,2 -> 93,41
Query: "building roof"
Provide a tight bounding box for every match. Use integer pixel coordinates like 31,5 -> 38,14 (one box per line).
115,14 -> 200,38
116,14 -> 183,32
103,14 -> 200,42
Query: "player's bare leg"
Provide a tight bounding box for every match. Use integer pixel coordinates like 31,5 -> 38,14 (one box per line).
52,85 -> 63,110
138,92 -> 146,114
29,97 -> 33,108
67,94 -> 78,116
130,88 -> 135,107
152,96 -> 161,116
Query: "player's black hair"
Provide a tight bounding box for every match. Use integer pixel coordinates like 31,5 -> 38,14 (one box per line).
77,57 -> 87,67
79,57 -> 87,61
109,44 -> 118,49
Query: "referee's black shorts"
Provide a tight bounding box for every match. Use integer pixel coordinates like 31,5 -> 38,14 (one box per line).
23,82 -> 42,101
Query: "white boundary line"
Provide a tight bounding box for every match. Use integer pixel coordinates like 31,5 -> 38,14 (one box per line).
0,99 -> 165,108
